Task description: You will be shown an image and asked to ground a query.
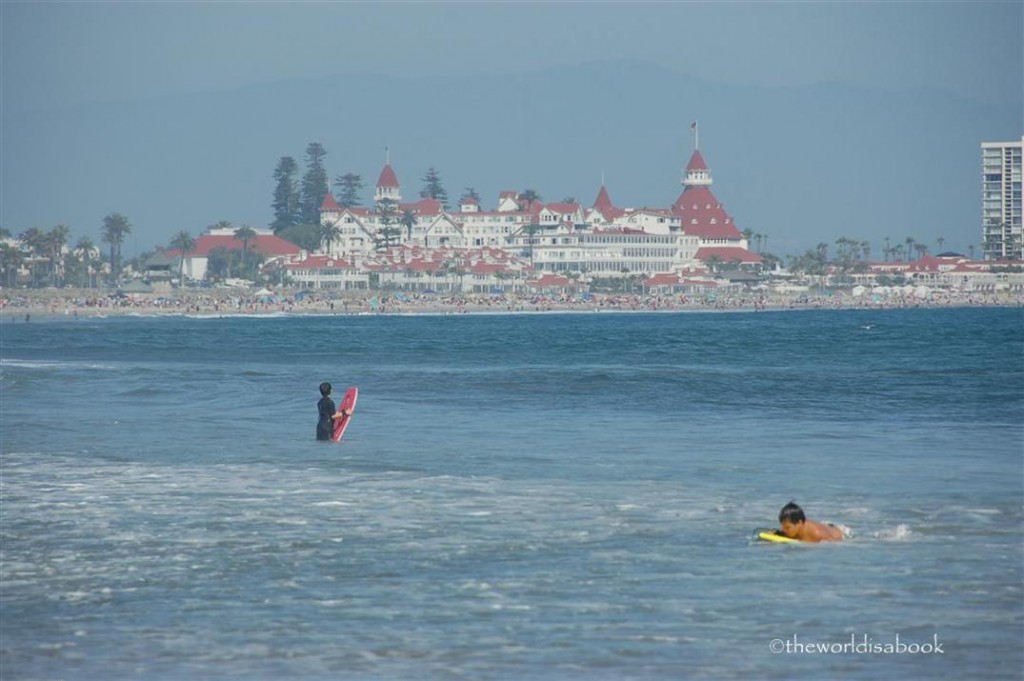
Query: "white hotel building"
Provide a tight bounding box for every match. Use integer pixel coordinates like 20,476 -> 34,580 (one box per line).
311,144 -> 760,287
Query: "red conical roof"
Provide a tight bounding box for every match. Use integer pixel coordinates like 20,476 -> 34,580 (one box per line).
593,185 -> 614,211
686,150 -> 708,172
321,192 -> 342,211
377,163 -> 399,189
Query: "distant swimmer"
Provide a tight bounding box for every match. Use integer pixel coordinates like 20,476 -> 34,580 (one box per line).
777,501 -> 845,542
316,381 -> 352,442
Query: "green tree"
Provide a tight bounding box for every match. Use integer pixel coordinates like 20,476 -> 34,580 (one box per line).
461,187 -> 480,203
48,224 -> 71,286
904,237 -> 916,262
170,230 -> 196,286
276,224 -> 321,253
75,236 -> 96,288
519,189 -> 541,212
334,172 -> 364,207
704,255 -> 723,274
234,225 -> 258,270
419,167 -> 448,209
300,142 -> 329,226
319,221 -> 342,253
400,209 -> 417,242
0,242 -> 23,287
101,213 -> 132,283
375,198 -> 401,251
19,227 -> 47,286
271,156 -> 300,231
522,223 -> 542,268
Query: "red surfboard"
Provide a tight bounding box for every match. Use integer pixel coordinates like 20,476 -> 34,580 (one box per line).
331,387 -> 359,443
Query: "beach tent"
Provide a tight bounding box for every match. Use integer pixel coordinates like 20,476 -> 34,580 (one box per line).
852,285 -> 867,297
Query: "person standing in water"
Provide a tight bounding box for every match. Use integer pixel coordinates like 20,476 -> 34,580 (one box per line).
316,382 -> 351,441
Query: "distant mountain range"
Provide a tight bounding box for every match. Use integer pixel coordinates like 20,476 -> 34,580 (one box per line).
4,59 -> 1019,257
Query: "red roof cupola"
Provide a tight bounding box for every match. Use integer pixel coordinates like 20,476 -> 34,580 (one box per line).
682,150 -> 712,187
593,185 -> 614,213
374,148 -> 402,204
376,164 -> 399,189
321,192 -> 342,213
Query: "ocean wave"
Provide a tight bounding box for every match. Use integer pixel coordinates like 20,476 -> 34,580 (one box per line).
0,358 -> 117,371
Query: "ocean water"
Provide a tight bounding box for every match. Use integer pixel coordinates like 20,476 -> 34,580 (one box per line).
2,307 -> 1022,680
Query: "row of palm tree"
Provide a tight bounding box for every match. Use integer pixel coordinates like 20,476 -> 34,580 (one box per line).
2,225 -> 106,288
1,216 -> 271,289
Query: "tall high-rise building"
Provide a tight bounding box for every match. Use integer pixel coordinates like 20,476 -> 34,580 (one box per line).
981,137 -> 1022,260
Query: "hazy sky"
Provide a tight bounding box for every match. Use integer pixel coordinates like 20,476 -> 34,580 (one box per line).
2,1 -> 1022,255
5,1 -> 1020,110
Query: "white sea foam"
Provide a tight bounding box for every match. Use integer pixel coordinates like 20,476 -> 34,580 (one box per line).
874,524 -> 913,541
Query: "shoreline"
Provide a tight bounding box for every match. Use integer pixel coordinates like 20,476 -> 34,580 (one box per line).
2,288 -> 1021,322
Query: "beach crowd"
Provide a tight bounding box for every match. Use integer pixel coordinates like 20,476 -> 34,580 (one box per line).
1,287 -> 1020,321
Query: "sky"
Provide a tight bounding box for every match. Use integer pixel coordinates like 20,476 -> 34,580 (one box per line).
2,1 -> 1022,255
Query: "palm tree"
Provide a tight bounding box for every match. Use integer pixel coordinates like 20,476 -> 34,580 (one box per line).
170,230 -> 196,287
75,236 -> 95,288
704,254 -> 723,274
936,236 -> 945,253
399,209 -> 417,243
48,224 -> 71,286
234,225 -> 258,270
18,227 -> 46,286
522,223 -> 541,268
0,243 -> 24,287
319,222 -> 342,254
816,242 -> 829,262
101,213 -> 132,283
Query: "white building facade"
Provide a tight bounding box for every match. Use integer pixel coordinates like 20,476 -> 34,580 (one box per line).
982,137 -> 1023,260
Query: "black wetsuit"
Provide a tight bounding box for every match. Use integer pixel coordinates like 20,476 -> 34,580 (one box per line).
317,395 -> 336,441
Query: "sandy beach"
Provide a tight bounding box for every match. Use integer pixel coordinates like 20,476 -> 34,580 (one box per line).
2,287 -> 1021,321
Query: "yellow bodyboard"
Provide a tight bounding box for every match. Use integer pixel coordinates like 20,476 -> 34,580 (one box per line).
757,530 -> 801,544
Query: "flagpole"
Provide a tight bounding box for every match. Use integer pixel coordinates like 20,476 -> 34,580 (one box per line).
691,121 -> 699,151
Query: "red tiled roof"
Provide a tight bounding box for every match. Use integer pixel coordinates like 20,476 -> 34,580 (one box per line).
528,273 -> 571,287
591,185 -> 625,220
168,234 -> 302,258
645,273 -> 681,286
694,246 -> 762,264
284,255 -> 355,270
377,164 -> 399,189
321,193 -> 342,212
542,202 -> 581,215
671,186 -> 743,239
686,150 -> 708,171
401,198 -> 443,216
